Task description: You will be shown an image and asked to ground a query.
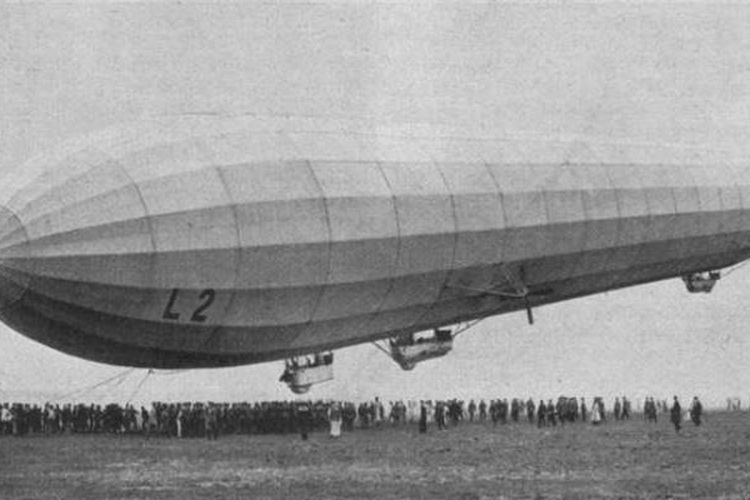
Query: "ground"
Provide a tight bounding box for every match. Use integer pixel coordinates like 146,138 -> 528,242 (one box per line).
1,412 -> 749,499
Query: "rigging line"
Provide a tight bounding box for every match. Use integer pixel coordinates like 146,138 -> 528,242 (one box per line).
371,341 -> 392,357
88,368 -> 137,403
105,368 -> 136,391
151,369 -> 191,376
723,258 -> 750,277
451,319 -> 485,338
57,369 -> 134,401
126,369 -> 154,406
57,368 -> 136,401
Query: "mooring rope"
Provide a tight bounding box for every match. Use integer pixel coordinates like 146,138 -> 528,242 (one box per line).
125,369 -> 154,406
56,367 -> 136,401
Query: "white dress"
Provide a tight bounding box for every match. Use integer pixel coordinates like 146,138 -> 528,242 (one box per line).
328,407 -> 342,437
592,404 -> 602,424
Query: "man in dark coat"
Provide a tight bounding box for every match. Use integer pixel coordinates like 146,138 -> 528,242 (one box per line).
670,396 -> 682,433
295,401 -> 313,440
478,400 -> 487,421
526,398 -> 535,424
537,400 -> 546,428
580,397 -> 587,423
547,400 -> 557,426
418,402 -> 427,434
689,396 -> 703,426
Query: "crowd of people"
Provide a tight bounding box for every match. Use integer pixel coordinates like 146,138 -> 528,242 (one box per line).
0,395 -> 707,439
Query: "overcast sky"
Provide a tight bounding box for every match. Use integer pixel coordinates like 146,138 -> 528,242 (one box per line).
2,2 -> 750,408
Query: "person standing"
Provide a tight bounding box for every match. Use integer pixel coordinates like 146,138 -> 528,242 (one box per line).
511,399 -> 520,423
547,400 -> 557,426
205,404 -> 219,440
358,402 -> 369,428
374,397 -> 384,427
670,396 -> 682,433
176,404 -> 184,438
622,396 -> 631,420
0,404 -> 11,435
645,397 -> 658,423
149,404 -> 159,436
478,400 -> 487,422
591,398 -> 602,425
580,397 -> 587,423
537,400 -> 546,428
689,396 -> 703,427
419,401 -> 427,434
500,399 -> 509,425
526,398 -> 535,425
296,400 -> 313,440
328,401 -> 343,438
614,397 -> 622,421
434,401 -> 441,430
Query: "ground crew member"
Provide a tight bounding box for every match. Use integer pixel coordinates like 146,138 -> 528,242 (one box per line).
478,400 -> 487,421
580,397 -> 587,423
670,396 -> 682,433
328,401 -> 342,438
419,402 -> 427,434
689,396 -> 703,427
547,400 -> 557,426
591,398 -> 602,425
614,397 -> 621,421
295,400 -> 313,440
622,396 -> 631,420
526,398 -> 535,424
537,400 -> 546,428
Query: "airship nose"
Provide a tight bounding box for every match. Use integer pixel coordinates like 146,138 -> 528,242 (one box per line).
0,205 -> 31,308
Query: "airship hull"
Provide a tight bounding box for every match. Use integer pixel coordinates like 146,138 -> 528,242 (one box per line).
0,117 -> 748,368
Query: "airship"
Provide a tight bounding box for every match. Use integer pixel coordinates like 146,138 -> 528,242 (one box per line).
0,115 -> 748,392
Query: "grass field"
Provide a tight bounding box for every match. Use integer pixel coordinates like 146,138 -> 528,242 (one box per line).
1,412 -> 749,499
